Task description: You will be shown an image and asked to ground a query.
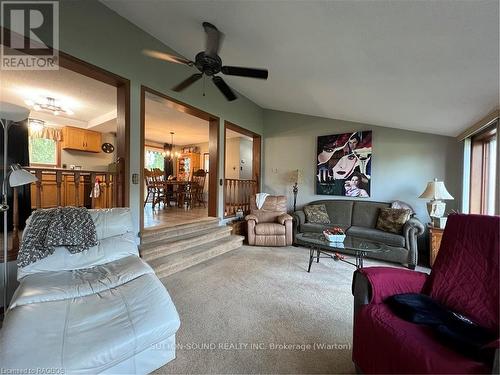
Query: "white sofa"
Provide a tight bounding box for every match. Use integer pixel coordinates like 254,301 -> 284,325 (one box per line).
0,208 -> 180,374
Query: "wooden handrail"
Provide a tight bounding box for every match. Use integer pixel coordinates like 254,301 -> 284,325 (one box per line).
224,178 -> 258,217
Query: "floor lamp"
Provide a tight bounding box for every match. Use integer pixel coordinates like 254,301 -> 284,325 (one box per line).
1,102 -> 37,316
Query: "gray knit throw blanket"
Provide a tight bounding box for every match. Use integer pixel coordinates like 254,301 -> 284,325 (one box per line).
18,207 -> 98,268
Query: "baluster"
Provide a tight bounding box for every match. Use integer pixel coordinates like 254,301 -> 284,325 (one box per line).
90,172 -> 96,208
12,187 -> 19,253
232,180 -> 236,215
35,170 -> 42,209
74,172 -> 80,207
104,173 -> 110,208
56,171 -> 62,207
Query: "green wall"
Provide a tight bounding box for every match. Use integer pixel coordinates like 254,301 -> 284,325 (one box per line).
57,0 -> 264,232
262,109 -> 462,225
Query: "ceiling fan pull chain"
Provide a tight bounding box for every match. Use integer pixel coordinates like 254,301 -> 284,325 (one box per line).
203,75 -> 206,97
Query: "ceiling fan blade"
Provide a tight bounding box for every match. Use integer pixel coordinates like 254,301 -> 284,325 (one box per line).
221,66 -> 268,79
212,76 -> 237,101
203,22 -> 224,57
143,49 -> 193,66
172,73 -> 203,92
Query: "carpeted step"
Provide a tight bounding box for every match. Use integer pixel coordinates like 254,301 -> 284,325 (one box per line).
140,225 -> 232,261
141,217 -> 220,245
148,235 -> 244,279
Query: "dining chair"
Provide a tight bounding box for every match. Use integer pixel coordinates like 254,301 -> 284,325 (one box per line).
188,169 -> 207,208
144,169 -> 157,207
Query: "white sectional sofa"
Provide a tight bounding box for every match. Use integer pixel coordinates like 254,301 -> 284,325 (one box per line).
0,208 -> 180,374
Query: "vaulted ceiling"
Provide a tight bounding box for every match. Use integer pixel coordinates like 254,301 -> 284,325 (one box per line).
102,0 -> 499,137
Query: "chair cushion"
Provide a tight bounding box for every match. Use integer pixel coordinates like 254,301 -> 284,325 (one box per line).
347,226 -> 405,247
255,223 -> 286,235
376,208 -> 411,234
304,204 -> 331,224
353,303 -> 490,374
423,214 -> 500,332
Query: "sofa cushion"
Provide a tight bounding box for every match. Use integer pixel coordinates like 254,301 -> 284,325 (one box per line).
347,226 -> 405,248
376,208 -> 411,234
255,223 -> 286,235
352,201 -> 391,228
304,204 -> 331,224
353,303 -> 491,374
322,200 -> 354,227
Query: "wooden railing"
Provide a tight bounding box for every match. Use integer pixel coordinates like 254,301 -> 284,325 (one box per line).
224,179 -> 258,217
27,167 -> 118,209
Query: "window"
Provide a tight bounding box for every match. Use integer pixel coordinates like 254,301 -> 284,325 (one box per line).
145,148 -> 164,171
29,136 -> 58,166
469,125 -> 497,215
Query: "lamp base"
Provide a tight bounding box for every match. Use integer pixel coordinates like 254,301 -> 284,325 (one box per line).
426,200 -> 446,218
432,216 -> 448,229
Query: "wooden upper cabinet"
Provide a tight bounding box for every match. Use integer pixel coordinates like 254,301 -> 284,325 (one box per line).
61,126 -> 102,153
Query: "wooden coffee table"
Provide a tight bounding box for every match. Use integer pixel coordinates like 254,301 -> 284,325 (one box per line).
295,232 -> 389,271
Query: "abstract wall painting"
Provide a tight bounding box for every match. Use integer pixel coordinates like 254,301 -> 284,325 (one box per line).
316,131 -> 372,197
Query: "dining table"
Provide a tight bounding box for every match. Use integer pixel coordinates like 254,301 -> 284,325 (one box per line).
157,180 -> 191,208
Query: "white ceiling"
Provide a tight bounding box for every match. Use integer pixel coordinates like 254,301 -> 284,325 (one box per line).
0,66 -> 117,130
145,92 -> 251,145
145,92 -> 209,145
103,0 -> 499,137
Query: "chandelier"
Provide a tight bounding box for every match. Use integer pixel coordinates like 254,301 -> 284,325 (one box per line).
163,132 -> 180,159
25,97 -> 74,116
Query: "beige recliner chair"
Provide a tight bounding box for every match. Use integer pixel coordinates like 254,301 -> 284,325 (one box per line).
245,195 -> 293,246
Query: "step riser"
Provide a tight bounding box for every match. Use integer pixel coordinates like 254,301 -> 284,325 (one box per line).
142,220 -> 219,244
140,227 -> 232,261
154,238 -> 243,279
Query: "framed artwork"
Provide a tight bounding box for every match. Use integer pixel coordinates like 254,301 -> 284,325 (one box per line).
316,131 -> 372,197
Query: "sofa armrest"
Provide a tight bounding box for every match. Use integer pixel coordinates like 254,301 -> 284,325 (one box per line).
292,211 -> 305,226
403,217 -> 424,237
352,267 -> 428,311
403,217 -> 424,268
277,213 -> 293,225
245,214 -> 259,224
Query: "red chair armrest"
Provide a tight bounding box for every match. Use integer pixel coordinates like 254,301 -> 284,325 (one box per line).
354,266 -> 428,305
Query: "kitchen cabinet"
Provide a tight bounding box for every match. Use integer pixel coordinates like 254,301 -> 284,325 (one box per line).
61,126 -> 102,153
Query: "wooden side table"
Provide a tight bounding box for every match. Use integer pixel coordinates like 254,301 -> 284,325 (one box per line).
428,224 -> 444,267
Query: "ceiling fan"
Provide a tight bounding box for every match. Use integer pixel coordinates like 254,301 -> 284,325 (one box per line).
143,22 -> 268,101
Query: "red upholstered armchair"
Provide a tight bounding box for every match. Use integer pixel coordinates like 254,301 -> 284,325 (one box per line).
352,214 -> 499,374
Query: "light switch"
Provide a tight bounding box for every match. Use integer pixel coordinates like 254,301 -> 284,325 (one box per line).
132,173 -> 139,184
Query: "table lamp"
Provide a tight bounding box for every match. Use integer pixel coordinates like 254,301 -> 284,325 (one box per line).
1,102 -> 37,316
418,178 -> 454,228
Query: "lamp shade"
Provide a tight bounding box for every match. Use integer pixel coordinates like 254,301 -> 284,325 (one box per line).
289,169 -> 303,184
0,102 -> 29,122
9,164 -> 37,187
418,178 -> 454,200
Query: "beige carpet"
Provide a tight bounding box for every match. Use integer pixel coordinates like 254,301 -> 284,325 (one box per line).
154,245 -> 396,374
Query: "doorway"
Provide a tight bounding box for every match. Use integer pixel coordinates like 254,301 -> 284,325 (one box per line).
223,121 -> 261,218
140,86 -> 219,231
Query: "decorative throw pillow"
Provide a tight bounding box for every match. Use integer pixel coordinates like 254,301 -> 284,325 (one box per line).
304,204 -> 331,224
376,208 -> 411,234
